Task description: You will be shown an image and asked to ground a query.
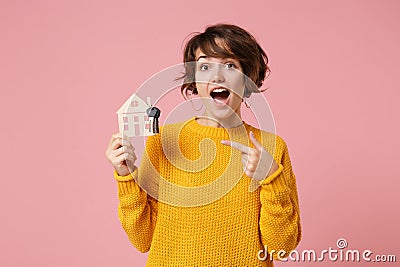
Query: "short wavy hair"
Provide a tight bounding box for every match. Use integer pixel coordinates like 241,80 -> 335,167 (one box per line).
180,24 -> 270,98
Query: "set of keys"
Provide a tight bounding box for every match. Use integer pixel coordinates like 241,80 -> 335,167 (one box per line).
146,106 -> 161,134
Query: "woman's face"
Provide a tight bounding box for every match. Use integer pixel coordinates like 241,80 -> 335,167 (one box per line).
194,49 -> 245,123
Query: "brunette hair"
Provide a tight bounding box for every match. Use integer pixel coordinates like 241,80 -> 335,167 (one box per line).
180,24 -> 270,98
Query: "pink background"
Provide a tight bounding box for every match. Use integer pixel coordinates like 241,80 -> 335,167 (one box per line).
1,0 -> 399,266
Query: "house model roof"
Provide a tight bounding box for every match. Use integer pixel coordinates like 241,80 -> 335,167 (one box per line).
117,94 -> 151,120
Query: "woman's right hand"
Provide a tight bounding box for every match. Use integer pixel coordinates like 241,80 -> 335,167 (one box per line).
106,133 -> 137,176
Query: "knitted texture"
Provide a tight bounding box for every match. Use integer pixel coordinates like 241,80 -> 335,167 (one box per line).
115,117 -> 301,266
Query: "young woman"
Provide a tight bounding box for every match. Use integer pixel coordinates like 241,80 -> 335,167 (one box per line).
106,24 -> 301,266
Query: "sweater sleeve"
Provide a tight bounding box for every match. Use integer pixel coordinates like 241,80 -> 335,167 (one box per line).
258,136 -> 301,260
115,134 -> 161,253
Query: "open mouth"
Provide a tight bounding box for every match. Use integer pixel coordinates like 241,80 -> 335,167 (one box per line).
210,88 -> 230,104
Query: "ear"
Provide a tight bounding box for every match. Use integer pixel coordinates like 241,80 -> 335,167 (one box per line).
183,85 -> 197,100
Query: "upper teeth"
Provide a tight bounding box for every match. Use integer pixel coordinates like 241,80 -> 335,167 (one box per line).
212,88 -> 227,93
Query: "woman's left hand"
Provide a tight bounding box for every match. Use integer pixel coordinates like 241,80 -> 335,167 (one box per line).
221,131 -> 279,181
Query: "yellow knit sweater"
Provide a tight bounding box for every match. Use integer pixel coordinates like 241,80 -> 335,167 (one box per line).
114,117 -> 301,266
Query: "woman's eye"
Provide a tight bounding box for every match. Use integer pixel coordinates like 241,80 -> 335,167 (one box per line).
199,64 -> 209,71
225,63 -> 236,69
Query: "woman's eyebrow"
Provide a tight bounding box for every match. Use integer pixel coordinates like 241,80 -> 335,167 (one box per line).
196,55 -> 208,61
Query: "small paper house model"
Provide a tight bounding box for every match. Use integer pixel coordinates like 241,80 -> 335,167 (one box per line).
117,94 -> 154,137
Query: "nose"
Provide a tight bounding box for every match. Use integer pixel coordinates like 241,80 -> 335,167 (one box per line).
211,64 -> 225,83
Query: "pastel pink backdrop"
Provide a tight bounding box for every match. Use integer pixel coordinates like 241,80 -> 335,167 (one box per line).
1,0 -> 399,266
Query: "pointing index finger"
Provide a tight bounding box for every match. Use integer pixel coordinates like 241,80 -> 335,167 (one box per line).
221,140 -> 251,154
249,131 -> 263,150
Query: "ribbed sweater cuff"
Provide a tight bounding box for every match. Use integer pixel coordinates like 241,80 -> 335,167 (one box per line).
114,168 -> 139,195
